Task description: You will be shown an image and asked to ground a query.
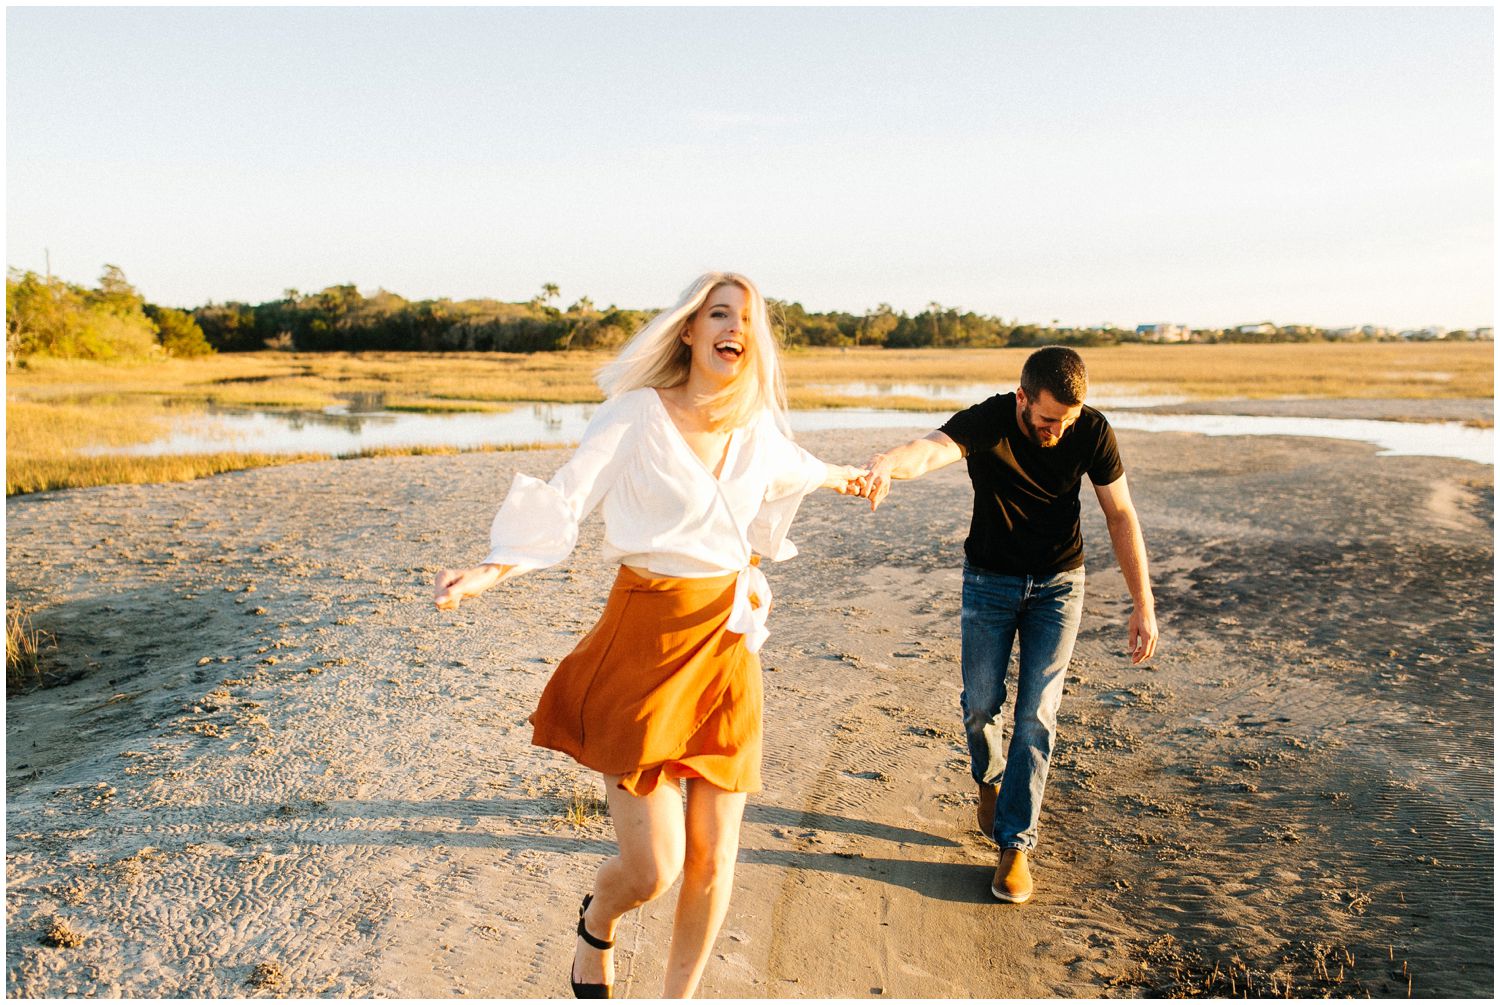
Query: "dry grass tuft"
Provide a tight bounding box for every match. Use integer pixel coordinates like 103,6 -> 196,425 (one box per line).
6,605 -> 55,694
564,784 -> 609,828
1119,934 -> 1403,998
246,961 -> 286,989
40,918 -> 84,949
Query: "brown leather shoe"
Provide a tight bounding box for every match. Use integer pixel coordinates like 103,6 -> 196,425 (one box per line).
991,848 -> 1033,903
976,783 -> 998,840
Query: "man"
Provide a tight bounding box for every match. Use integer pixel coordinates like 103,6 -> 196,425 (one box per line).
860,346 -> 1157,904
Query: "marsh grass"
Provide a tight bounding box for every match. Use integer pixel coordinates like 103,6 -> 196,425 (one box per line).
9,352 -> 606,408
339,442 -> 552,461
786,391 -> 968,412
6,451 -> 334,497
384,399 -> 515,414
6,604 -> 54,694
7,398 -> 179,453
7,343 -> 1490,495
6,351 -> 595,493
782,343 -> 1494,399
6,443 -> 552,496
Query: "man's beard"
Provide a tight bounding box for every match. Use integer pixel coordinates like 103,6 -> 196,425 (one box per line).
1019,404 -> 1060,448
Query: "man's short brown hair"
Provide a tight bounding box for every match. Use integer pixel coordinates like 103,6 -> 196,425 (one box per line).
1019,346 -> 1088,406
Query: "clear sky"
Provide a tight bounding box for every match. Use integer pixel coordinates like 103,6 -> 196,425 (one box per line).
6,5 -> 1493,329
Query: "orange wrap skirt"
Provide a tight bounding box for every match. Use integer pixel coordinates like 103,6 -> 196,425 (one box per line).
529,565 -> 762,796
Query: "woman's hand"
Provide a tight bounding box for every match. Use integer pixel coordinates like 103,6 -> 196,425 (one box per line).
822,464 -> 870,496
433,564 -> 510,610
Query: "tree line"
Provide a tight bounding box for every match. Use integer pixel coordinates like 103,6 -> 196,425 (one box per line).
193,287 -> 1114,355
7,265 -> 1471,363
7,266 -> 212,361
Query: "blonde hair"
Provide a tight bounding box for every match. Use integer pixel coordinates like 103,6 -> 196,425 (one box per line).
597,271 -> 790,432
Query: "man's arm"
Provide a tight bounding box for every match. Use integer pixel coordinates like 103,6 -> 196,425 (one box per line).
1093,474 -> 1158,664
861,431 -> 964,511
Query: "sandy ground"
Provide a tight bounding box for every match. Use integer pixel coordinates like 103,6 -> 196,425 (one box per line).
5,407 -> 1494,998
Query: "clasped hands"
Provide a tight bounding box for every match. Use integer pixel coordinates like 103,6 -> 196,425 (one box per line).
826,454 -> 897,511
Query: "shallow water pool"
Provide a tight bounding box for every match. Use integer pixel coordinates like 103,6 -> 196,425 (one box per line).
101,401 -> 1493,466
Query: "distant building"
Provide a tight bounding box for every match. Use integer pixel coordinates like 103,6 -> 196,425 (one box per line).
1399,326 -> 1448,341
1135,322 -> 1190,343
1475,327 -> 1494,341
1328,326 -> 1361,339
1235,322 -> 1276,336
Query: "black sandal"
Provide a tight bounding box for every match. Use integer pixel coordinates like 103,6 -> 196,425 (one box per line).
570,894 -> 614,999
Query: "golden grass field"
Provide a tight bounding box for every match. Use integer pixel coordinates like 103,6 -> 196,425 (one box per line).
6,342 -> 1492,495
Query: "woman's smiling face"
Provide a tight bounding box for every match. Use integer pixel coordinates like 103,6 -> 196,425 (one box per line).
682,283 -> 751,387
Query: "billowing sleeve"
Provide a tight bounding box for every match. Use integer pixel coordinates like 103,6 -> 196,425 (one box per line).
482,392 -> 640,571
746,414 -> 829,563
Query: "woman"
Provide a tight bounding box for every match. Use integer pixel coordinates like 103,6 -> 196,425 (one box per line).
433,272 -> 865,998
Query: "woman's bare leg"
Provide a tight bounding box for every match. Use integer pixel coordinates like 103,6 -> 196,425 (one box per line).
662,779 -> 748,998
573,775 -> 687,988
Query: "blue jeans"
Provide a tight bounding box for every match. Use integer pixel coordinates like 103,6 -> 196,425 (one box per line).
960,563 -> 1085,852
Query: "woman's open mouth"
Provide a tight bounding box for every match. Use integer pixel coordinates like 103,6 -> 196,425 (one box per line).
714,339 -> 744,362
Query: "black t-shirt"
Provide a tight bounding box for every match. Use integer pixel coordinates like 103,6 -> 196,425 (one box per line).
939,392 -> 1124,576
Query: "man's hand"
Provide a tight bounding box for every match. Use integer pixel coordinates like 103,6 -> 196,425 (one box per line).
861,453 -> 896,511
1127,606 -> 1158,664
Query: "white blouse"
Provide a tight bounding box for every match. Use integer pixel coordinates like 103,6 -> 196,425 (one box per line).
483,387 -> 829,651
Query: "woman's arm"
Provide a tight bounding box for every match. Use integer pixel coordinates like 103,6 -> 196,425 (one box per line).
479,392 -> 642,573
